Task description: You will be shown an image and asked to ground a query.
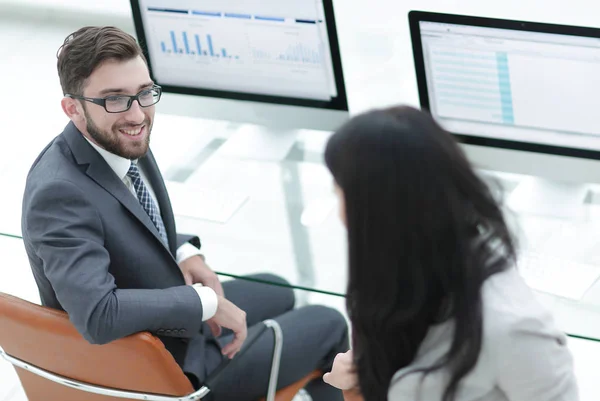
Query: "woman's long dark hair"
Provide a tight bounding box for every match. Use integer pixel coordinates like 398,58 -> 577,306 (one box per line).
324,106 -> 516,401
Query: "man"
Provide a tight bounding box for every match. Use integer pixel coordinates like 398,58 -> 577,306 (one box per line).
21,26 -> 348,401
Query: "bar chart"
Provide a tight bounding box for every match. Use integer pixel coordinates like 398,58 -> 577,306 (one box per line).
496,52 -> 514,124
160,31 -> 240,59
251,43 -> 321,65
279,43 -> 321,64
430,48 -> 515,125
144,2 -> 334,100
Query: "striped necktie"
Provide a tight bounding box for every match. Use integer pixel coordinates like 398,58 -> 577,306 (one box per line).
126,162 -> 168,245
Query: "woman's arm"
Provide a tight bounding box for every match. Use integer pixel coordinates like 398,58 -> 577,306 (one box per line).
495,327 -> 579,400
343,389 -> 365,401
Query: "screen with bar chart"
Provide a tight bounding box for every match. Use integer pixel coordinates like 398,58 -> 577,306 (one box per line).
132,0 -> 343,104
412,16 -> 600,153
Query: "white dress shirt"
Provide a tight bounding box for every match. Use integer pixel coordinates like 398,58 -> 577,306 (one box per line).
85,138 -> 217,321
388,267 -> 578,401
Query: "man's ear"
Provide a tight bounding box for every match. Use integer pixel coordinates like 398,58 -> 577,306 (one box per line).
61,97 -> 85,123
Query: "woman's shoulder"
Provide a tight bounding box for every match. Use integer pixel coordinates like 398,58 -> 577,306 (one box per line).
387,268 -> 570,400
481,266 -> 564,342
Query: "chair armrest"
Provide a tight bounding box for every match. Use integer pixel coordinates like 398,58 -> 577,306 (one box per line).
201,321 -> 268,389
201,320 -> 282,401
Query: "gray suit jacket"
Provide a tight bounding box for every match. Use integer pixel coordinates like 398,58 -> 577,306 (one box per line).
22,121 -> 217,383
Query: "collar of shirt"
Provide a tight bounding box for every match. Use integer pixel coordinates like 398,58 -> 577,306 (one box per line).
82,134 -> 165,216
84,136 -> 134,181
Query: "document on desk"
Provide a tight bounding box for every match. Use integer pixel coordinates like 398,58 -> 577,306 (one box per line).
517,251 -> 600,300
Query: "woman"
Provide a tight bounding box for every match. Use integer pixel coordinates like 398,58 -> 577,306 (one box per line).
322,106 -> 578,401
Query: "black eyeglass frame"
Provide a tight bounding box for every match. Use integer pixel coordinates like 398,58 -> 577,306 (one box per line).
65,84 -> 162,113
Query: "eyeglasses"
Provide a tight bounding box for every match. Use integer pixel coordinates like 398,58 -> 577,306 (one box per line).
66,85 -> 162,113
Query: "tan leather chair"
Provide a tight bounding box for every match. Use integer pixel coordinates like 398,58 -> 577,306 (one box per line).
0,292 -> 321,401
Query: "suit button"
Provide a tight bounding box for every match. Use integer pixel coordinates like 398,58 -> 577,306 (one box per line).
179,329 -> 186,336
165,329 -> 172,335
157,329 -> 165,335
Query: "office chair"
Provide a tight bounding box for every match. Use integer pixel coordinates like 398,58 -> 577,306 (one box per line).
0,292 -> 321,401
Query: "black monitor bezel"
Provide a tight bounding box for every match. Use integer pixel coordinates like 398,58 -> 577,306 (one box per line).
409,10 -> 600,161
130,0 -> 348,111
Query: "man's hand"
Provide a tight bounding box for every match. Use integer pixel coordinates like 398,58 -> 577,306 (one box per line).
211,295 -> 247,359
323,350 -> 359,391
179,255 -> 226,336
179,255 -> 224,297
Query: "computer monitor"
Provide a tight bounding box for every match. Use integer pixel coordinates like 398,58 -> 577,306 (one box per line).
409,11 -> 600,216
130,0 -> 348,159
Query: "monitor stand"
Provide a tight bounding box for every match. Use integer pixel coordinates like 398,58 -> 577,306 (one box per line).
214,124 -> 299,162
506,177 -> 590,219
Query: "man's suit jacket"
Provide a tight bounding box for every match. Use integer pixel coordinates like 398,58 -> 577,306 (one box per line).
22,121 -> 217,383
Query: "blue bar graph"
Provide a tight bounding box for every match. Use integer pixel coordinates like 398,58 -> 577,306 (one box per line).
195,35 -> 202,54
253,49 -> 270,59
161,31 -> 238,60
170,31 -> 179,53
251,44 -> 321,64
183,32 -> 190,54
278,44 -> 321,64
207,34 -> 214,56
496,52 -> 514,124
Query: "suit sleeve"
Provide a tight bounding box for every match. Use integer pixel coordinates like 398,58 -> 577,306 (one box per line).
177,233 -> 201,249
24,179 -> 205,345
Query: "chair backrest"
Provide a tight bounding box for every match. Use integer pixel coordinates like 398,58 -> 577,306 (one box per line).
0,292 -> 194,401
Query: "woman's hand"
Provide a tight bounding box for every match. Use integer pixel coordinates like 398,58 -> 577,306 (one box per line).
323,350 -> 359,391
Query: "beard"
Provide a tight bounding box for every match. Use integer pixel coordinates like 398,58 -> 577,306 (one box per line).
84,107 -> 152,160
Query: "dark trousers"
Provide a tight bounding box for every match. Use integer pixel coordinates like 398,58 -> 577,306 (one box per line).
206,274 -> 349,401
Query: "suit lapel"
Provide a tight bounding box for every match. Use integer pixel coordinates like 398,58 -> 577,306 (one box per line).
62,122 -> 172,253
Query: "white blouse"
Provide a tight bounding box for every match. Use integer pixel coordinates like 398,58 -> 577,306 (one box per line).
388,267 -> 579,401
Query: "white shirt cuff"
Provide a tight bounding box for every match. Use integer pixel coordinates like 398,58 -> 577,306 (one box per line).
176,242 -> 203,264
192,284 -> 218,321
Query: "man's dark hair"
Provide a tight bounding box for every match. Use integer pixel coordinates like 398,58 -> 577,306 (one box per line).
57,26 -> 147,95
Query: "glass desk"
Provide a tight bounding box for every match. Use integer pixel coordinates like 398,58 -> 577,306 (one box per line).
4,113 -> 600,344
166,120 -> 600,344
